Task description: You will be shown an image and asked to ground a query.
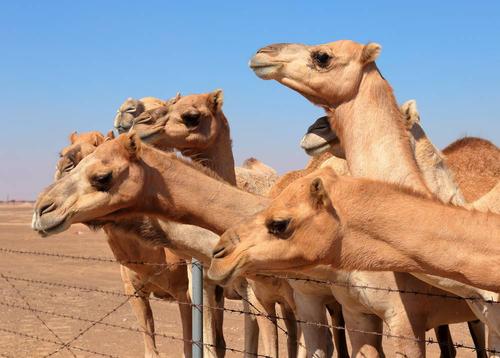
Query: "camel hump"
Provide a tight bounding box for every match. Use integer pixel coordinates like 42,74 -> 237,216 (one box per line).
443,136 -> 498,155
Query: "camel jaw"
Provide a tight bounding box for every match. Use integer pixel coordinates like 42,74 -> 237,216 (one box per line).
249,57 -> 283,80
32,212 -> 71,237
207,257 -> 245,286
300,133 -> 333,156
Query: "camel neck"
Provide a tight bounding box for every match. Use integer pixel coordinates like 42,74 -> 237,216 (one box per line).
337,180 -> 500,292
139,145 -> 268,235
410,123 -> 465,205
185,113 -> 237,185
332,65 -> 429,194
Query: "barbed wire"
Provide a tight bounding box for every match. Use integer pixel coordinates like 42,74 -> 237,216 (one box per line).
259,274 -> 500,304
0,247 -> 188,267
0,300 -> 271,358
2,246 -> 498,304
0,274 -> 77,358
2,248 -> 499,355
40,255 -> 183,358
0,327 -> 120,358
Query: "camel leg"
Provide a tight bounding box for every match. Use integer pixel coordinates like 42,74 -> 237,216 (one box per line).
343,309 -> 384,358
280,301 -> 299,358
435,325 -> 456,358
202,281 -> 226,357
120,266 -> 159,358
175,286 -> 193,358
326,301 -> 349,358
385,314 -> 425,358
246,285 -> 279,358
467,320 -> 487,358
214,285 -> 227,357
294,291 -> 332,358
488,330 -> 500,358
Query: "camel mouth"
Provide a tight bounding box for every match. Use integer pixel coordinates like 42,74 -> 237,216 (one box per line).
303,141 -> 333,156
300,133 -> 339,156
34,215 -> 71,238
136,126 -> 164,143
208,256 -> 245,286
249,58 -> 283,79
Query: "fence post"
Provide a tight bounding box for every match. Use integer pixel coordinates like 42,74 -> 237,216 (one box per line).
191,259 -> 203,357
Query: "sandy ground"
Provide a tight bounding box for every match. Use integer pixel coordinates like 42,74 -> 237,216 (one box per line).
0,203 -> 480,357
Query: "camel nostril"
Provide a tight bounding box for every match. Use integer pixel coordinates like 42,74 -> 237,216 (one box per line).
212,246 -> 227,259
39,202 -> 56,216
257,43 -> 289,54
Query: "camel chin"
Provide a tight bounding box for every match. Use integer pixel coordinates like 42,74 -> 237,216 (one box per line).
32,213 -> 71,238
300,133 -> 332,156
248,59 -> 282,80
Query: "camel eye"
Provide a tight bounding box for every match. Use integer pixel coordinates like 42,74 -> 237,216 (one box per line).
267,219 -> 291,237
181,112 -> 201,128
91,172 -> 113,192
125,107 -> 137,114
312,51 -> 332,68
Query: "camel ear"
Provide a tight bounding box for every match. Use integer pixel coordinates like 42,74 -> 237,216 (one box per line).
119,132 -> 142,160
163,92 -> 181,110
361,43 -> 381,64
69,131 -> 77,144
106,130 -> 115,140
400,100 -> 420,128
310,177 -> 333,209
208,89 -> 224,113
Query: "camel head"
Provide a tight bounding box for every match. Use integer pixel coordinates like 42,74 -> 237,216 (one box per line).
249,40 -> 381,107
114,97 -> 166,133
33,133 -> 146,237
132,90 -> 227,153
208,167 -> 342,285
55,131 -> 115,180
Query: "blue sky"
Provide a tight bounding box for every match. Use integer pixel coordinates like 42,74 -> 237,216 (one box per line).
0,1 -> 499,199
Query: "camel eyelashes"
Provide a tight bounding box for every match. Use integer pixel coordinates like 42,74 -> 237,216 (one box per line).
266,219 -> 291,237
311,51 -> 332,68
181,112 -> 201,128
90,172 -> 113,192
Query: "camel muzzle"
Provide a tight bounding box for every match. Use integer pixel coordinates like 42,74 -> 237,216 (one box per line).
256,43 -> 290,56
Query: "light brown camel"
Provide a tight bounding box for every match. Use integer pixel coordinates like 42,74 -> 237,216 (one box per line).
248,39 -> 500,356
33,134 -> 483,358
206,166 -> 500,300
302,101 -> 498,354
54,132 -> 193,358
53,131 -> 198,358
127,90 -> 299,358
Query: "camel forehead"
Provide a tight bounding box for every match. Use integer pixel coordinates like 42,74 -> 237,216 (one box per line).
171,95 -> 210,111
73,131 -> 103,144
322,40 -> 364,55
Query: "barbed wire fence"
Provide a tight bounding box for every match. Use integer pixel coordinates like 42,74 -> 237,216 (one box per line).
0,247 -> 498,357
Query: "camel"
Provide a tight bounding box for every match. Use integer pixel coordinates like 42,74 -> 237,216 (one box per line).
248,39 -> 500,356
54,131 -> 195,358
33,134 -> 485,358
127,92 -> 350,358
114,96 -> 169,134
125,90 -> 299,358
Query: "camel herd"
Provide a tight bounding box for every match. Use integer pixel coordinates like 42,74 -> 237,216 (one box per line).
31,40 -> 499,357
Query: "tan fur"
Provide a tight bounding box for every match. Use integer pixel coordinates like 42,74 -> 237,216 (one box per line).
53,132 -> 192,358
249,39 -> 498,355
443,137 -> 500,202
125,91 -> 295,357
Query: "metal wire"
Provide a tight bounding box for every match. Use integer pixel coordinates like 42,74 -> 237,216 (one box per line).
1,247 -> 498,355
0,327 -> 120,358
2,246 -> 498,304
0,274 -> 77,357
0,300 -> 270,357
